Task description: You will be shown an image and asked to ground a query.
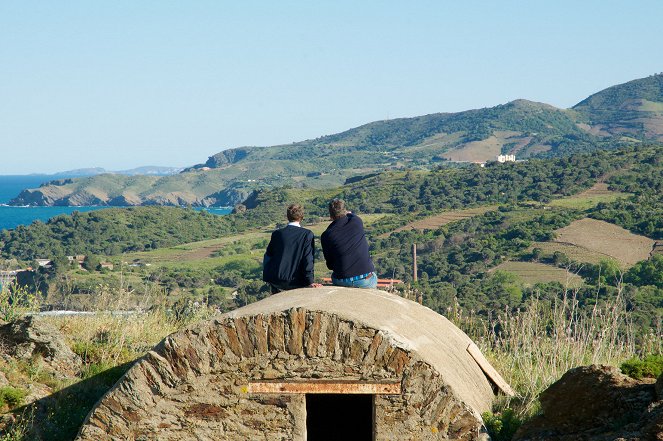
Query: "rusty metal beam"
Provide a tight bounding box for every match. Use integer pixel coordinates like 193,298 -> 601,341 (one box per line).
248,380 -> 401,395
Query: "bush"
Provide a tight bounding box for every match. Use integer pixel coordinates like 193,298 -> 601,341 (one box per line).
0,386 -> 27,409
0,283 -> 39,322
620,355 -> 663,379
482,408 -> 522,441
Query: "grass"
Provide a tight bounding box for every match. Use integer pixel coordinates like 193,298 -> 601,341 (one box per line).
390,206 -> 497,234
553,218 -> 654,268
0,293 -> 216,441
0,387 -> 26,409
529,241 -> 614,266
620,355 -> 663,380
490,261 -> 584,288
451,285 -> 644,419
548,183 -> 630,210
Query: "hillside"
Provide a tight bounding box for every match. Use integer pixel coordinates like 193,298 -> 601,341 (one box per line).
9,73 -> 663,207
573,73 -> 663,140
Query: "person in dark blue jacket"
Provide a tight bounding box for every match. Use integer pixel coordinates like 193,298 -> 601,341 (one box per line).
321,199 -> 377,289
263,204 -> 321,293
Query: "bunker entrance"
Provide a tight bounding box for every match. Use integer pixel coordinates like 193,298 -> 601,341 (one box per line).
306,394 -> 373,441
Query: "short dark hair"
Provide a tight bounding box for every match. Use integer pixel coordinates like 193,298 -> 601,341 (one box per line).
328,199 -> 347,220
287,204 -> 304,222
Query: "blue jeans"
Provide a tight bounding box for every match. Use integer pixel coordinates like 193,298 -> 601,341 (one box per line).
332,272 -> 378,289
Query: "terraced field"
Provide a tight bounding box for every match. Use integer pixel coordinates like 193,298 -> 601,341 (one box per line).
530,241 -> 610,266
547,218 -> 654,268
548,182 -> 630,210
491,261 -> 584,288
390,206 -> 497,234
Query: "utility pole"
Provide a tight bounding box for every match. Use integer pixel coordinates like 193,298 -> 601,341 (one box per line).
413,243 -> 418,283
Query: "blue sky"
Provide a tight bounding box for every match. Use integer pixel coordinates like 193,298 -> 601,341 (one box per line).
1,1 -> 662,174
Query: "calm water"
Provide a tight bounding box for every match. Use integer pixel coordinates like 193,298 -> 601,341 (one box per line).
0,175 -> 231,231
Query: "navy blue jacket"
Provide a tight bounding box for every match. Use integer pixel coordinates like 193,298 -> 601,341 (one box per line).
321,213 -> 375,279
262,225 -> 315,288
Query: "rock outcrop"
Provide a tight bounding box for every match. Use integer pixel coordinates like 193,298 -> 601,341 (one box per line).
515,365 -> 663,441
0,315 -> 81,377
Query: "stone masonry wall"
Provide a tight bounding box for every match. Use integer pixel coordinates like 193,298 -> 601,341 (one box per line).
76,308 -> 484,441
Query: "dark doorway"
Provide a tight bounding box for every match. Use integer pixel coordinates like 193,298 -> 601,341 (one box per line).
306,394 -> 373,440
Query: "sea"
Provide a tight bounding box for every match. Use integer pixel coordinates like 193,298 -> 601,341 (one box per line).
0,175 -> 232,231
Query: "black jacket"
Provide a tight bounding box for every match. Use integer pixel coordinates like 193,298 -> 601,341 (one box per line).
321,213 -> 375,279
262,225 -> 315,288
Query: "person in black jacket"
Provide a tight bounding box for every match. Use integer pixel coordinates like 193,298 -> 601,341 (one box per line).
321,199 -> 377,289
263,204 -> 321,293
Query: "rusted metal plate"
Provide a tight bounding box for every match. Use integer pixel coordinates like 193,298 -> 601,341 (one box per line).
466,343 -> 515,397
248,380 -> 401,395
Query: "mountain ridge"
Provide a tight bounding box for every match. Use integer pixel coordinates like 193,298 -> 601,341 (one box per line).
10,73 -> 663,208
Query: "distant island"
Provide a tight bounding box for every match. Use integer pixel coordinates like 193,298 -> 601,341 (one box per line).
9,73 -> 663,207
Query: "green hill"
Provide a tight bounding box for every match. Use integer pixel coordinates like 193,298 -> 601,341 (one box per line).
194,99 -> 604,170
573,73 -> 663,141
10,73 -> 663,207
3,145 -> 661,327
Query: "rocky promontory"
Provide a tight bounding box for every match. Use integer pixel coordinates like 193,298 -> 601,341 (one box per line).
8,172 -> 254,208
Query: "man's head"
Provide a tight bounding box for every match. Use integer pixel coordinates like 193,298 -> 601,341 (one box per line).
328,198 -> 348,220
286,204 -> 304,222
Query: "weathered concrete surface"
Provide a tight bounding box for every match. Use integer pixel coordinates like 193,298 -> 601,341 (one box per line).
76,288 -> 505,440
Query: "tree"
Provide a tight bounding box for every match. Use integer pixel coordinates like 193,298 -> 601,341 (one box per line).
82,255 -> 101,272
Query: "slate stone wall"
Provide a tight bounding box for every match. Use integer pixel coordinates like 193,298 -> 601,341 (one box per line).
76,308 -> 484,440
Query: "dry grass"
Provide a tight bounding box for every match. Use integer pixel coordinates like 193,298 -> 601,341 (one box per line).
442,135 -> 503,162
43,284 -> 217,369
529,241 -> 612,266
450,286 -> 652,418
490,261 -> 584,288
553,218 -> 654,268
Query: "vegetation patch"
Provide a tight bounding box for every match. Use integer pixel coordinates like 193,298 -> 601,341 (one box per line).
389,206 -> 497,235
482,408 -> 522,441
553,218 -> 654,268
491,261 -> 583,288
548,182 -> 630,210
0,386 -> 27,410
620,355 -> 663,380
529,241 -> 613,266
441,135 -> 503,162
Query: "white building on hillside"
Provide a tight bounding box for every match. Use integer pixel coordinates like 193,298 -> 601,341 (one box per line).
497,154 -> 516,163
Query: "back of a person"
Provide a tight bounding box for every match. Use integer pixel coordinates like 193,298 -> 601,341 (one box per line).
266,226 -> 312,286
321,214 -> 372,278
321,199 -> 377,289
262,204 -> 320,293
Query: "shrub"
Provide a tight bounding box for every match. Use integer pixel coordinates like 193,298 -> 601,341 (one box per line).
482,408 -> 522,441
0,283 -> 39,322
0,386 -> 27,409
620,355 -> 663,379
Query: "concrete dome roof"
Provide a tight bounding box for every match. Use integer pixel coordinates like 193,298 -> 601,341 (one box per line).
76,287 -> 513,440
229,287 -> 511,414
